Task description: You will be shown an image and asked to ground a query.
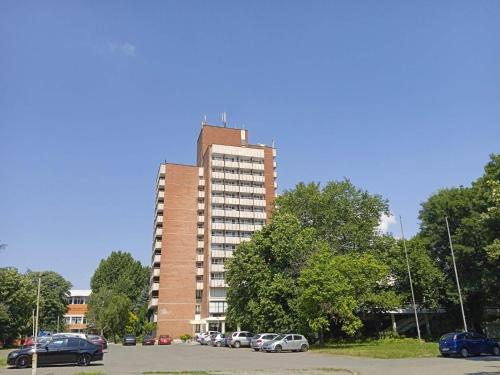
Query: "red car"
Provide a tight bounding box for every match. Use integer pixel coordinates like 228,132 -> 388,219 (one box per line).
142,336 -> 156,345
88,335 -> 108,349
158,335 -> 172,345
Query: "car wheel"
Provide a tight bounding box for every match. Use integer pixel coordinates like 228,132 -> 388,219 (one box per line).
78,354 -> 91,366
275,345 -> 282,353
441,353 -> 450,357
461,347 -> 469,358
493,346 -> 500,356
234,341 -> 241,348
16,355 -> 31,369
254,348 -> 260,351
216,342 -> 221,347
301,344 -> 308,352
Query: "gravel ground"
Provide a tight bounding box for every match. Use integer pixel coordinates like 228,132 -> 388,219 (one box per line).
0,343 -> 498,375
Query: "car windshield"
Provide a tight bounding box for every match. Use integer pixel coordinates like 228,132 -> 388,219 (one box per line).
272,334 -> 285,341
440,333 -> 456,340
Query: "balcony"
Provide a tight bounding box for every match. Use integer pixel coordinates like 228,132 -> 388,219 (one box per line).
211,159 -> 224,167
154,241 -> 162,250
196,268 -> 204,276
253,199 -> 266,207
224,185 -> 240,192
239,198 -> 254,206
224,223 -> 240,231
239,186 -> 253,193
198,191 -> 205,199
156,203 -> 164,212
254,187 -> 265,194
155,228 -> 163,237
211,264 -> 225,272
198,215 -> 205,223
254,224 -> 264,231
225,237 -> 241,244
196,282 -> 204,290
196,254 -> 204,262
239,224 -> 254,232
212,236 -> 225,244
197,228 -> 205,235
152,254 -> 161,264
239,211 -> 255,218
199,178 -> 205,187
212,172 -> 225,179
211,222 -> 225,230
151,282 -> 159,291
239,174 -> 253,182
210,279 -> 227,288
253,175 -> 265,183
152,268 -> 160,277
197,203 -> 205,210
225,161 -> 239,168
224,197 -> 239,205
224,209 -> 240,218
212,196 -> 224,204
212,209 -> 226,217
156,215 -> 163,224
239,162 -> 253,170
211,184 -> 225,192
253,163 -> 265,171
211,250 -> 226,258
224,173 -> 240,180
148,298 -> 158,309
254,212 -> 267,219
157,191 -> 164,200
197,241 -> 204,248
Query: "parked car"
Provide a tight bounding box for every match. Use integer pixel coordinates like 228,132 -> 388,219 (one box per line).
158,335 -> 172,345
210,333 -> 227,347
142,336 -> 156,345
262,334 -> 309,353
251,333 -> 278,351
87,335 -> 108,349
197,331 -> 219,344
227,331 -> 254,348
439,332 -> 500,358
22,336 -> 52,348
122,334 -> 137,346
7,337 -> 103,368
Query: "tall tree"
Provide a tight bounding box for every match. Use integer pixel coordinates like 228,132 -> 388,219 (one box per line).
90,251 -> 149,307
26,271 -> 72,332
0,268 -> 36,343
418,154 -> 500,330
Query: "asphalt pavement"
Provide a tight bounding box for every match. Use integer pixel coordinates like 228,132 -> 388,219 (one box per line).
1,343 -> 499,375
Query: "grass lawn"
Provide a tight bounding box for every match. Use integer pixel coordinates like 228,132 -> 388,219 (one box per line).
311,338 -> 440,359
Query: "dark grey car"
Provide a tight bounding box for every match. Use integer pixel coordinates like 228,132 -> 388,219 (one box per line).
250,333 -> 278,351
122,334 -> 137,346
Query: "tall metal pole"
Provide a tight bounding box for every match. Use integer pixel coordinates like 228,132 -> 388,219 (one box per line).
32,277 -> 41,375
399,215 -> 422,341
32,309 -> 35,337
57,316 -> 60,333
445,216 -> 468,332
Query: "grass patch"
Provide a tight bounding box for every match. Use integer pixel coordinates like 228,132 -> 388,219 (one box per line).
311,338 -> 439,359
73,373 -> 107,375
0,357 -> 6,367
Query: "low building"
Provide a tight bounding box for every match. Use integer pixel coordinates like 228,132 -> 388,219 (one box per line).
64,289 -> 91,332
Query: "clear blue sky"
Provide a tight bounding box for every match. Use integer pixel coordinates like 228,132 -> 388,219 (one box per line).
1,1 -> 499,288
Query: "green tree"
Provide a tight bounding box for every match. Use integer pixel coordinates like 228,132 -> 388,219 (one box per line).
86,287 -> 114,336
418,154 -> 500,330
26,271 -> 72,332
103,294 -> 131,343
125,312 -> 140,335
226,213 -> 319,334
90,251 -> 149,308
277,180 -> 389,253
0,268 -> 36,343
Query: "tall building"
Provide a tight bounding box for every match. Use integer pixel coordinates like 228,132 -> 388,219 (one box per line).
148,121 -> 277,338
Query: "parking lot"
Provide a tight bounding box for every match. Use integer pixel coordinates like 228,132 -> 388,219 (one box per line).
1,343 -> 499,375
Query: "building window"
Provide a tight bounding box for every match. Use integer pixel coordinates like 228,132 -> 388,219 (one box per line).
195,304 -> 201,314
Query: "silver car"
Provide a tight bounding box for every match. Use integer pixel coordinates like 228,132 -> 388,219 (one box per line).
262,334 -> 309,353
227,331 -> 254,348
250,333 -> 278,351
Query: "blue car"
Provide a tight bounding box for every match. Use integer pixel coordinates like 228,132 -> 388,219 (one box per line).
439,332 -> 500,358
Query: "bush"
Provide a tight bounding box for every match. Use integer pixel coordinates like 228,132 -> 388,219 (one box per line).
179,333 -> 192,341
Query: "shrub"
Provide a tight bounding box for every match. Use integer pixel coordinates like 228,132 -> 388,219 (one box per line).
179,333 -> 192,341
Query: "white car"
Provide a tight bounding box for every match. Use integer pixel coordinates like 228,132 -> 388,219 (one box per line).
197,331 -> 219,345
262,334 -> 309,353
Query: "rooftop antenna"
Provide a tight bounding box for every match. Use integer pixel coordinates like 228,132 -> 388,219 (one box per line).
222,112 -> 227,127
201,114 -> 207,128
272,139 -> 275,148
